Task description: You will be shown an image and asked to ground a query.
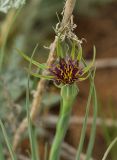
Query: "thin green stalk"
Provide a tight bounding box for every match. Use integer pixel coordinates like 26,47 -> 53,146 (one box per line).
102,137 -> 117,160
75,80 -> 94,160
86,86 -> 97,160
49,100 -> 72,160
49,85 -> 78,160
26,44 -> 39,160
78,53 -> 97,160
0,120 -> 16,160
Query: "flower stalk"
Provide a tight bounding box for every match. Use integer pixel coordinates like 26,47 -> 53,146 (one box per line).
49,84 -> 78,160
16,38 -> 95,160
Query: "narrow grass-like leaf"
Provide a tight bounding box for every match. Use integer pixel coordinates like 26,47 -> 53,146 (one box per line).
0,141 -> 5,160
76,52 -> 97,160
71,41 -> 75,59
79,72 -> 91,81
0,120 -> 16,160
75,73 -> 94,160
82,46 -> 96,75
82,54 -> 97,160
102,137 -> 117,160
26,44 -> 40,160
77,46 -> 82,61
57,39 -> 63,58
25,68 -> 54,80
30,125 -> 39,160
15,48 -> 47,69
86,85 -> 97,160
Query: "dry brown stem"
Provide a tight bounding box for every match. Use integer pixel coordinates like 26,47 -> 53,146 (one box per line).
13,0 -> 77,151
61,0 -> 76,26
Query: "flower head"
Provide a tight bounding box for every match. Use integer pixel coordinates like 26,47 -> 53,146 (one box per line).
17,40 -> 96,87
49,55 -> 83,85
47,40 -> 96,86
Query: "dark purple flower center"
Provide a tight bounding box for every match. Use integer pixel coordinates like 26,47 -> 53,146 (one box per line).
49,56 -> 82,85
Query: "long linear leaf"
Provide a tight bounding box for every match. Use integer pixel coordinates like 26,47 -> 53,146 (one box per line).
102,137 -> 117,160
77,46 -> 82,61
26,44 -> 40,160
75,73 -> 94,160
82,46 -> 96,75
71,41 -> 75,59
0,120 -> 16,160
86,85 -> 97,160
25,69 -> 53,80
15,48 -> 47,69
82,54 -> 97,160
79,72 -> 91,81
57,39 -> 63,58
76,53 -> 97,160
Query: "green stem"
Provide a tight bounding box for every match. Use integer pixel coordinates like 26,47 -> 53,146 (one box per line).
86,86 -> 97,160
102,137 -> 117,160
49,85 -> 77,160
76,81 -> 94,160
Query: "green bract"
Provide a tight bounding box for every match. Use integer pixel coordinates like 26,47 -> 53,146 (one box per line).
16,39 -> 96,88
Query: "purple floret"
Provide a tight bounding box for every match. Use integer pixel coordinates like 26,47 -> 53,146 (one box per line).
48,56 -> 82,85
